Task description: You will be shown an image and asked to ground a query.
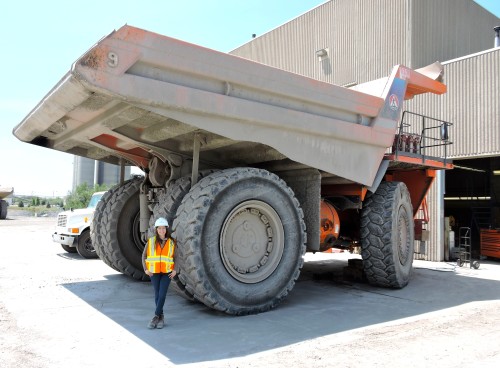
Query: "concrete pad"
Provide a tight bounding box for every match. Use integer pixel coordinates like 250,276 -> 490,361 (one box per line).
1,216 -> 499,367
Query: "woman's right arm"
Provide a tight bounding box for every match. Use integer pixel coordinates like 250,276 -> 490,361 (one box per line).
142,240 -> 153,276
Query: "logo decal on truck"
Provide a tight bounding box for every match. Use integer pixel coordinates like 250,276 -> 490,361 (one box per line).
389,94 -> 399,111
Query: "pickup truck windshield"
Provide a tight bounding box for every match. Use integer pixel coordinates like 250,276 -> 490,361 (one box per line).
87,193 -> 104,209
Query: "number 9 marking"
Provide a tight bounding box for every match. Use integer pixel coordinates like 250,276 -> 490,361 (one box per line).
107,52 -> 118,67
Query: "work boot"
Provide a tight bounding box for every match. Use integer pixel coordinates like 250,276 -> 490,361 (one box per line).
148,315 -> 160,329
156,314 -> 165,329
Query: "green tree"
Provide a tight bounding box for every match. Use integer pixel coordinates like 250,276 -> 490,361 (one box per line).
65,183 -> 109,209
18,201 -> 24,208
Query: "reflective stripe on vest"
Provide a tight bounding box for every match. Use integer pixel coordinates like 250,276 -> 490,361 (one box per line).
145,236 -> 175,273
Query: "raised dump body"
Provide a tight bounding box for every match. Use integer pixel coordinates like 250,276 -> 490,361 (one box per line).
0,187 -> 13,200
14,25 -> 452,315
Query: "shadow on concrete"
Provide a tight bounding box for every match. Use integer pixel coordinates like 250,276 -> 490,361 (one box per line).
61,255 -> 500,365
56,252 -> 85,261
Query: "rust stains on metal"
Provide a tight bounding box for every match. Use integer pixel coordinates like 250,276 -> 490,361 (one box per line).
80,50 -> 100,69
80,48 -> 106,69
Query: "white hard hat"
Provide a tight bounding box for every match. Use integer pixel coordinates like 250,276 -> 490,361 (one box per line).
154,217 -> 169,227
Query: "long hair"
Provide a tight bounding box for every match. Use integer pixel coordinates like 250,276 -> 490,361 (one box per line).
154,227 -> 173,246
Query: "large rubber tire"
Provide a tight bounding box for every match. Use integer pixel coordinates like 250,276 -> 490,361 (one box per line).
91,185 -> 123,271
76,230 -> 98,259
96,178 -> 146,280
149,170 -> 218,236
150,170 -> 218,301
149,177 -> 191,234
151,176 -> 196,300
0,200 -> 8,219
172,168 -> 306,315
61,244 -> 77,253
360,181 -> 414,288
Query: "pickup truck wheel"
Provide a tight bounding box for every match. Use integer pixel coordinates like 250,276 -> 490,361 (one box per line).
360,181 -> 414,288
99,177 -> 146,280
172,168 -> 306,315
76,230 -> 98,259
61,244 -> 77,253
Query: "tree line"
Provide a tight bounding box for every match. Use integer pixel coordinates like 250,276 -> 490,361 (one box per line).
13,183 -> 109,209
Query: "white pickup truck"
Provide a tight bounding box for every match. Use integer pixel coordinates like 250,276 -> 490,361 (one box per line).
53,191 -> 105,258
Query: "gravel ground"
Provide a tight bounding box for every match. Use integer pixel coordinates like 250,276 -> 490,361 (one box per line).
1,215 -> 499,368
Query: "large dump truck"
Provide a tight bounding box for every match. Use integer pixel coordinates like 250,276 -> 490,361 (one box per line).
0,187 -> 14,219
13,26 -> 452,315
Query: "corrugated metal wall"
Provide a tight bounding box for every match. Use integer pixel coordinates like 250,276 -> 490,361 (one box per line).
232,0 -> 499,84
406,48 -> 500,159
231,0 -> 500,261
406,48 -> 500,260
409,0 -> 499,69
231,0 -> 409,86
416,172 -> 444,261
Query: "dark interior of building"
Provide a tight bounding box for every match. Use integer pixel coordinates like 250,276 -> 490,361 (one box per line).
445,157 -> 500,258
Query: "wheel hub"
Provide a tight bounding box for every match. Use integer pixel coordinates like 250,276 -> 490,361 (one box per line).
220,200 -> 284,283
84,237 -> 94,253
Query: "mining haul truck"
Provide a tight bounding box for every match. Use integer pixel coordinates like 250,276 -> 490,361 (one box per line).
0,187 -> 14,219
13,26 -> 452,315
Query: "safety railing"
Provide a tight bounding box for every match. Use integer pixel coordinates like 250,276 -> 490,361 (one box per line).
391,111 -> 453,165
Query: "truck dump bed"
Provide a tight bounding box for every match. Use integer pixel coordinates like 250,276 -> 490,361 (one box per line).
13,25 -> 446,187
0,187 -> 14,200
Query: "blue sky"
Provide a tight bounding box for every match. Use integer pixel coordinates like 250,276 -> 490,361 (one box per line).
1,0 -> 499,196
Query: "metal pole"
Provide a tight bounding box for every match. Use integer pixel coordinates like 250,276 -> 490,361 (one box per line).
93,160 -> 99,186
191,133 -> 201,188
119,158 -> 125,185
436,170 -> 445,261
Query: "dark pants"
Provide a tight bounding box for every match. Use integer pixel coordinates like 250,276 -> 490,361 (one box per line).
150,273 -> 172,317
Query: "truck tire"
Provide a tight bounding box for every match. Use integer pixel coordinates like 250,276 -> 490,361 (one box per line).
91,188 -> 120,270
98,177 -> 146,280
149,177 -> 193,236
61,244 -> 77,253
172,168 -> 306,315
150,170 -> 218,301
151,176 -> 196,300
149,170 -> 219,235
76,230 -> 98,259
360,181 -> 414,288
0,200 -> 8,219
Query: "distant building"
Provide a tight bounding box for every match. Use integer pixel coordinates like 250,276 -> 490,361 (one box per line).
72,156 -> 131,191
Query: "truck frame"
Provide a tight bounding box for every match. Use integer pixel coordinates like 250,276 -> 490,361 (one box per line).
14,26 -> 452,315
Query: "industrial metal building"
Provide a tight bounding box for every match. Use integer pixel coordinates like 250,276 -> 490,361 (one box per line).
73,156 -> 131,191
230,0 -> 500,261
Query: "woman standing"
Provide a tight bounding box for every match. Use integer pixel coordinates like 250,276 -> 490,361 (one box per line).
142,217 -> 177,329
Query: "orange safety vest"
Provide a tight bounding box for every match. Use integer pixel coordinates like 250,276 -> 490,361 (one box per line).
145,236 -> 175,274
